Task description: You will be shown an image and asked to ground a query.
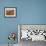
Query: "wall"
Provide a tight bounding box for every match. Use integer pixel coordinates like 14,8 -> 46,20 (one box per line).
20,0 -> 46,24
0,0 -> 46,44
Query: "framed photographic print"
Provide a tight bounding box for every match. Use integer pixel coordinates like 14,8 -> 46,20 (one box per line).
4,7 -> 16,18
